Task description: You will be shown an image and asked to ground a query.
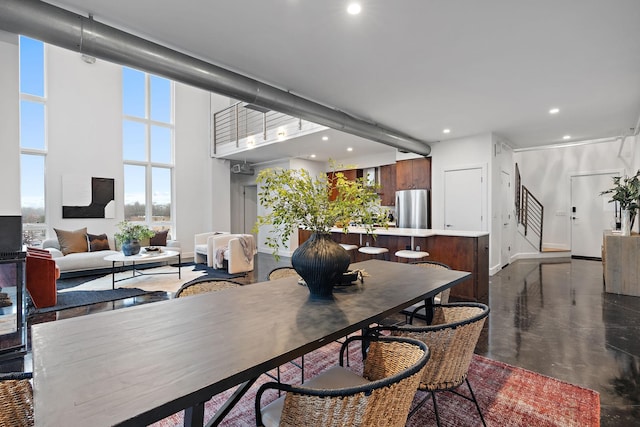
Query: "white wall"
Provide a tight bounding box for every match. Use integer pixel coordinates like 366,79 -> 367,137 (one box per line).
45,45 -> 123,236
0,33 -> 21,215
513,136 -> 639,255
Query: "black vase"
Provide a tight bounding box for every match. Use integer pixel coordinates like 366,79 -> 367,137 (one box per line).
292,233 -> 350,299
121,240 -> 141,256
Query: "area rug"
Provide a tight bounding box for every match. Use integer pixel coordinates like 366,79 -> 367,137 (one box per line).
57,264 -> 244,294
29,288 -> 159,314
150,341 -> 600,427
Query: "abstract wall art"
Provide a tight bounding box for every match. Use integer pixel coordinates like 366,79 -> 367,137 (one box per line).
62,175 -> 115,219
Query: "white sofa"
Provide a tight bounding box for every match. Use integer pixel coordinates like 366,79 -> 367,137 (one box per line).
194,232 -> 256,274
42,236 -> 181,275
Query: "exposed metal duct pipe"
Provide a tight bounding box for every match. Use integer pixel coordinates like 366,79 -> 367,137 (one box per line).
0,0 -> 432,156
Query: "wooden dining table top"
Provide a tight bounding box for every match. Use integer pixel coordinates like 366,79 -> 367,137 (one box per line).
31,259 -> 470,426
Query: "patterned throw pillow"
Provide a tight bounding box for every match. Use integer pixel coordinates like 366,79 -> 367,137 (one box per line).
149,230 -> 169,246
54,227 -> 88,255
87,233 -> 110,252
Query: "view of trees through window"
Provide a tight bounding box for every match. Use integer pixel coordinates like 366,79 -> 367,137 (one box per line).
122,67 -> 174,232
19,36 -> 47,246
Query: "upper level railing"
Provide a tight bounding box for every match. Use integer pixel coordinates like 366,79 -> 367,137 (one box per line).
213,102 -> 302,155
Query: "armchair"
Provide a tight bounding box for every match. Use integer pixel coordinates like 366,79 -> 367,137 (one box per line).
194,232 -> 257,274
26,247 -> 60,309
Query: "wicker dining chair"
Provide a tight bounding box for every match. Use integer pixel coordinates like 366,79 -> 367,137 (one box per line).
0,372 -> 34,427
174,278 -> 243,298
255,335 -> 430,427
401,261 -> 452,324
373,302 -> 490,426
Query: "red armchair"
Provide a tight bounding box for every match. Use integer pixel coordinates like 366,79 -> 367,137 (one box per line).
26,247 -> 60,308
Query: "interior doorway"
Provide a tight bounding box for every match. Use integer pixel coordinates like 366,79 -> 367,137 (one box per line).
243,185 -> 258,238
443,166 -> 486,232
570,171 -> 620,259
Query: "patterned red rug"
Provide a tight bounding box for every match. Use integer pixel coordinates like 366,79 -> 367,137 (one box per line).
151,340 -> 600,426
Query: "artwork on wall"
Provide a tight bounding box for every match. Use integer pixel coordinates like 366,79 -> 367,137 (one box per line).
62,175 -> 115,219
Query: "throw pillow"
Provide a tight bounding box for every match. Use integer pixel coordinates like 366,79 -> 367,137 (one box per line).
87,233 -> 110,252
149,230 -> 169,246
54,227 -> 88,255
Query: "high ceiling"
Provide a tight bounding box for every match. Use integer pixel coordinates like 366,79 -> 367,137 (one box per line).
48,0 -> 640,162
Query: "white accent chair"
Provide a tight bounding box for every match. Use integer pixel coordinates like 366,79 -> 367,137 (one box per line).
194,232 -> 257,274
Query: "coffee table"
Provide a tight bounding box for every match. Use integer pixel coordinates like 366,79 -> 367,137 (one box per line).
103,250 -> 181,289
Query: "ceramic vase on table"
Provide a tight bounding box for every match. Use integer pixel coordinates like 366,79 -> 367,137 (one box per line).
121,240 -> 141,256
621,209 -> 631,236
291,233 -> 350,299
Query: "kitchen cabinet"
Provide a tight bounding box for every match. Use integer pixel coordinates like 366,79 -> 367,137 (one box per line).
327,169 -> 363,201
378,164 -> 396,206
396,157 -> 431,190
299,227 -> 489,303
417,234 -> 489,302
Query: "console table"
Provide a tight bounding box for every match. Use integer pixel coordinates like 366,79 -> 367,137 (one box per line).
603,230 -> 640,297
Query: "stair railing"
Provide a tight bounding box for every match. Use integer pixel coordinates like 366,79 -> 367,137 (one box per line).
521,185 -> 544,252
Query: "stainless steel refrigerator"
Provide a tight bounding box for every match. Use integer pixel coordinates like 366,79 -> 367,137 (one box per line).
396,189 -> 430,229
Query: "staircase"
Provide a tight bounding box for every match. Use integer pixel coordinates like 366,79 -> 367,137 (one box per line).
515,163 -> 544,252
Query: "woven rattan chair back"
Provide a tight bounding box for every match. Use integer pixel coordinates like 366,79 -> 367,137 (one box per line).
267,267 -> 300,281
174,279 -> 242,298
375,302 -> 490,426
256,336 -> 429,427
0,373 -> 34,427
412,261 -> 452,304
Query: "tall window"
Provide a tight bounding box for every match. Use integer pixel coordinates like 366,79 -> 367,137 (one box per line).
19,36 -> 47,246
122,67 -> 174,232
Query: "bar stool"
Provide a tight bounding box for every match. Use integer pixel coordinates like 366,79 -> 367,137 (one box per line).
358,245 -> 389,260
395,249 -> 429,263
339,243 -> 359,263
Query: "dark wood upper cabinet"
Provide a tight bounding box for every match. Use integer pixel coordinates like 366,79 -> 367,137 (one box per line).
396,157 -> 431,190
327,169 -> 363,201
378,163 -> 396,206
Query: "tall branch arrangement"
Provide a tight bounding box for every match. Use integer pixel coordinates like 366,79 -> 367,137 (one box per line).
255,164 -> 388,256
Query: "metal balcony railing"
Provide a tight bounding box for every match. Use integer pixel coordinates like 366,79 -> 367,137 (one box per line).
212,102 -> 302,155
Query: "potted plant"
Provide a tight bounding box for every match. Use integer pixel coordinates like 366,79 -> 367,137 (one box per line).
600,170 -> 640,235
255,163 -> 389,298
114,220 -> 155,255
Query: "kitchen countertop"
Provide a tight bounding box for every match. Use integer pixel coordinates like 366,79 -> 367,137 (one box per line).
329,226 -> 488,238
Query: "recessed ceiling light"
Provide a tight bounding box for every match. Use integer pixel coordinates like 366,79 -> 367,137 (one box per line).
322,136 -> 329,141
549,108 -> 560,114
347,3 -> 361,15
347,147 -> 353,152
310,154 -> 316,158
563,135 -> 571,140
443,129 -> 451,134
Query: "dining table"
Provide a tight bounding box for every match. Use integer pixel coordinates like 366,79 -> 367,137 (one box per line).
30,259 -> 470,426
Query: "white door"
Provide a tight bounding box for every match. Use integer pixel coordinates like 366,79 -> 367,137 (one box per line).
501,171 -> 512,267
570,172 -> 619,258
444,167 -> 484,231
243,185 -> 258,238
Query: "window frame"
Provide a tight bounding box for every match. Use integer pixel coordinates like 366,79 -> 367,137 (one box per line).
122,68 -> 175,233
19,36 -> 48,246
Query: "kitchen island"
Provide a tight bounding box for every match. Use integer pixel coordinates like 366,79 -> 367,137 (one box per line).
299,227 -> 489,302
